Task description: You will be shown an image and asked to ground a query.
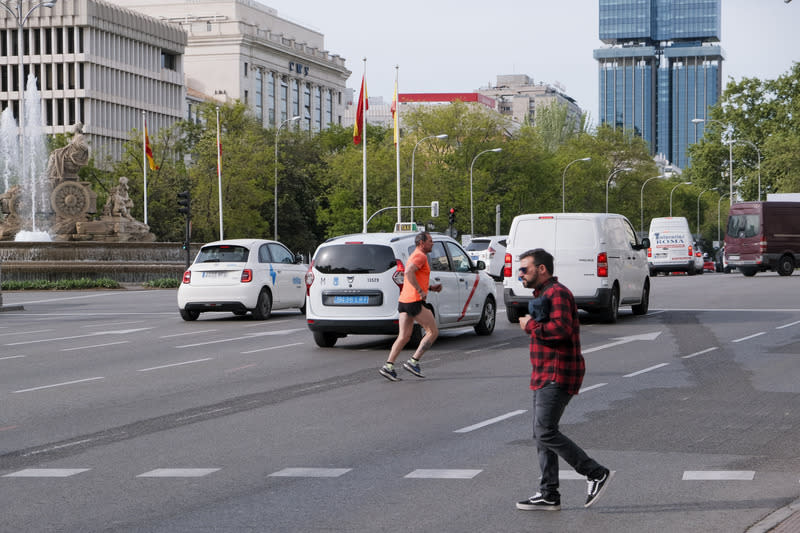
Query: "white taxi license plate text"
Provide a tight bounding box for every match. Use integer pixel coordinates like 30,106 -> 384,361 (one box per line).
333,295 -> 369,305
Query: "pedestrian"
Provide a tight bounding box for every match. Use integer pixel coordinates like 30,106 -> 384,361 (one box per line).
379,231 -> 442,381
515,248 -> 613,511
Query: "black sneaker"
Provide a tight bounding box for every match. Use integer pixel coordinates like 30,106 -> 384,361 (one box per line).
379,365 -> 399,382
585,469 -> 614,508
516,492 -> 561,511
403,359 -> 424,378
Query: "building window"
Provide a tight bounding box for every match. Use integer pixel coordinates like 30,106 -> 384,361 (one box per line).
255,68 -> 263,122
268,72 -> 275,126
161,51 -> 176,71
244,62 -> 248,77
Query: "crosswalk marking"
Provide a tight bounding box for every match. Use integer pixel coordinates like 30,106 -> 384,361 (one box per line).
3,468 -> 90,477
683,470 -> 755,480
269,467 -> 351,478
137,469 -> 220,478
404,469 -> 482,479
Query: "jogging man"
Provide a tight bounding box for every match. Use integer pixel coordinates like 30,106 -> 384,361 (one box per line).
515,248 -> 613,511
379,231 -> 442,381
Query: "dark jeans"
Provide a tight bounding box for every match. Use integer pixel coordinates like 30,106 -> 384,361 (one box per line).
533,381 -> 604,497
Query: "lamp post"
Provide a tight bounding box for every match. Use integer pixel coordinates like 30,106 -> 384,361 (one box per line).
736,138 -> 761,201
605,167 -> 632,213
696,187 -> 717,238
273,115 -> 300,240
640,174 -> 664,235
717,192 -> 730,243
561,157 -> 591,212
1,0 -> 57,232
411,133 -> 447,222
693,118 -> 734,205
469,147 -> 502,235
669,182 -> 692,217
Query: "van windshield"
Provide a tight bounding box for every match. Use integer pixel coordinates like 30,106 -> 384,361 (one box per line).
314,244 -> 397,274
727,214 -> 760,238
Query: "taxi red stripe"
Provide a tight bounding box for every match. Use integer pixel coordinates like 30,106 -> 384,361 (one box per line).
457,274 -> 481,322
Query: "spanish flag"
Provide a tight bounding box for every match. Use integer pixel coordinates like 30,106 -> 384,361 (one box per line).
353,74 -> 368,145
390,79 -> 398,146
145,123 -> 158,171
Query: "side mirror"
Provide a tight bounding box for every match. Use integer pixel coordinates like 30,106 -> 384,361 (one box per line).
295,253 -> 305,264
476,260 -> 486,271
637,237 -> 650,250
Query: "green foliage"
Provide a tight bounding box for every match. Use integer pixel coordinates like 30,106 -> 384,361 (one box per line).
1,278 -> 120,290
142,277 -> 180,288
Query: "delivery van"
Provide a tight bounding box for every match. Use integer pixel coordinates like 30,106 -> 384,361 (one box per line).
724,201 -> 800,276
647,217 -> 697,275
502,213 -> 650,323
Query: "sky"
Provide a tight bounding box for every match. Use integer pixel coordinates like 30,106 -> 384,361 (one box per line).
263,0 -> 799,126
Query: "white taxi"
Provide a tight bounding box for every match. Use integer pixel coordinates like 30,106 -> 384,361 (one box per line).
177,239 -> 307,321
305,231 -> 497,347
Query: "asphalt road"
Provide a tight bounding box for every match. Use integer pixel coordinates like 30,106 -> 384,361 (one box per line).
1,271 -> 799,532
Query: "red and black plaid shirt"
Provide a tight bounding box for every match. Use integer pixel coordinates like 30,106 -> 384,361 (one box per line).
524,276 -> 584,395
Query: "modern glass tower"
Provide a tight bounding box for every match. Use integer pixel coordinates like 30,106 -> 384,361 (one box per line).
594,0 -> 724,169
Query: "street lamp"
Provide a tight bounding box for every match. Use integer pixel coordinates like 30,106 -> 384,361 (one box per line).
605,167 -> 632,213
736,138 -> 761,201
274,115 -> 300,240
561,157 -> 591,212
697,187 -> 717,238
411,133 -> 447,221
693,118 -> 734,205
469,147 -> 502,235
717,192 -> 730,243
669,181 -> 692,217
0,0 -> 57,231
640,174 -> 665,235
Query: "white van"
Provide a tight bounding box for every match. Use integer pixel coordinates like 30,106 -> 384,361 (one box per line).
647,217 -> 698,275
502,213 -> 651,323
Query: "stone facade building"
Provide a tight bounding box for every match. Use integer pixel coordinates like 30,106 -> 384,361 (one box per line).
477,74 -> 583,128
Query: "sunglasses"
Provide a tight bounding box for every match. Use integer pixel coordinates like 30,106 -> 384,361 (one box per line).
518,264 -> 541,274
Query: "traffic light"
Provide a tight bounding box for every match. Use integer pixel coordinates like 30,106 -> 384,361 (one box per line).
448,207 -> 456,226
431,201 -> 439,218
177,190 -> 191,216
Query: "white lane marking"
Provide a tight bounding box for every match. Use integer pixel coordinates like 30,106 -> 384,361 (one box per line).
0,328 -> 54,337
404,469 -> 482,479
682,347 -> 719,359
0,355 -> 26,361
466,341 -> 510,354
683,471 -> 755,481
160,329 -> 218,338
137,469 -> 220,478
21,438 -> 99,457
269,468 -> 351,478
241,342 -> 304,354
732,332 -> 766,343
137,358 -> 213,372
623,363 -> 669,378
243,319 -> 289,328
81,320 -> 145,328
13,376 -> 104,393
580,383 -> 608,393
583,331 -> 662,354
5,327 -> 153,346
61,341 -> 129,352
454,410 -> 526,433
3,468 -> 90,478
175,328 -> 305,348
776,320 -> 800,330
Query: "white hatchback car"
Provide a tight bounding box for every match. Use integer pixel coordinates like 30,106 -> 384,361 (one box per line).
466,235 -> 507,280
305,232 -> 497,347
177,239 -> 307,321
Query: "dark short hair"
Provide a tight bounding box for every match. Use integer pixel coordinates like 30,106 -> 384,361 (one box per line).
519,248 -> 554,275
415,231 -> 431,246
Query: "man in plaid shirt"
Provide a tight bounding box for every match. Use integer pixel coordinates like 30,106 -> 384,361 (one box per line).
515,248 -> 613,511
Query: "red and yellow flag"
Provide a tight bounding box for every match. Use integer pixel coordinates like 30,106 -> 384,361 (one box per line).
353,74 -> 368,145
145,123 -> 158,170
390,80 -> 399,146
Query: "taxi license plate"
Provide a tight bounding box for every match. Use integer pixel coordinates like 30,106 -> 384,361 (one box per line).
333,295 -> 369,305
728,255 -> 739,260
471,255 -> 479,261
201,271 -> 226,278
655,253 -> 667,258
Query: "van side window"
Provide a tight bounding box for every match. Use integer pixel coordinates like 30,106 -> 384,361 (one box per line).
622,219 -> 638,248
428,241 -> 450,272
445,242 -> 472,272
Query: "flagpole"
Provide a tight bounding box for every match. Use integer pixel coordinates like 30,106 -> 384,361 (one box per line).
361,57 -> 367,233
142,111 -> 148,225
394,65 -> 401,225
216,106 -> 223,240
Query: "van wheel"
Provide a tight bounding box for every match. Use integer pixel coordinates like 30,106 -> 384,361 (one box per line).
252,289 -> 272,320
776,255 -> 795,276
409,324 -> 424,347
631,281 -> 649,315
474,297 -> 496,335
601,287 -> 619,323
506,305 -> 520,323
687,264 -> 696,276
741,267 -> 758,277
313,331 -> 338,347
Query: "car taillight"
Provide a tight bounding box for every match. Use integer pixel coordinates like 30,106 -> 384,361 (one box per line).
688,245 -> 693,256
696,251 -> 702,257
241,269 -> 253,283
759,241 -> 767,253
391,259 -> 405,288
305,261 -> 315,295
647,247 -> 652,258
182,270 -> 191,283
597,252 -> 608,277
503,252 -> 512,277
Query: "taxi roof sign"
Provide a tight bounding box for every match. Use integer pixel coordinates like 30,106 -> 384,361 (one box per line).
394,222 -> 418,233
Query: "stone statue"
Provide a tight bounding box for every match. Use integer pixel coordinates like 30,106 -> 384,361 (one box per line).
0,184 -> 21,216
103,176 -> 134,219
47,122 -> 89,181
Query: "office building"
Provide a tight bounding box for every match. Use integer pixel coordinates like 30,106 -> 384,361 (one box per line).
594,0 -> 724,169
477,74 -> 582,128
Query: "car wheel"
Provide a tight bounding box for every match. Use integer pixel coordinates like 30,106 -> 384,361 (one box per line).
408,324 -> 424,347
506,305 -> 520,323
601,286 -> 619,323
687,264 -> 696,276
313,331 -> 338,347
631,281 -> 649,316
252,289 -> 272,320
474,296 -> 496,335
741,267 -> 757,277
179,308 -> 199,321
299,299 -> 307,315
776,254 -> 795,276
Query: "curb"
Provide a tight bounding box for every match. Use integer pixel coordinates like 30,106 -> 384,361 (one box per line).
746,497 -> 800,533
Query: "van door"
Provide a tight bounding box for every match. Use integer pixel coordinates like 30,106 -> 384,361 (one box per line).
552,216 -> 598,300
619,218 -> 646,301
